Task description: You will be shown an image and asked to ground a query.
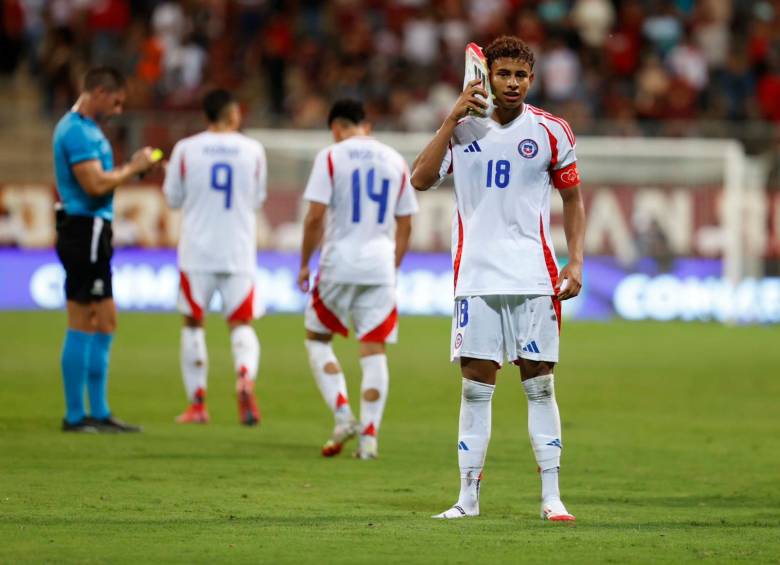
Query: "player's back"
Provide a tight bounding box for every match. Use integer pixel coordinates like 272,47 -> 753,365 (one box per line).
305,136 -> 416,285
164,131 -> 267,274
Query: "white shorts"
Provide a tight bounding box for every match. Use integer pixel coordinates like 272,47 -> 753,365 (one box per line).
178,271 -> 256,322
451,295 -> 560,365
305,279 -> 398,343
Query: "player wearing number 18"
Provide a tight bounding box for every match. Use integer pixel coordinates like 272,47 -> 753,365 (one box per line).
298,100 -> 418,459
163,89 -> 267,426
411,36 -> 586,521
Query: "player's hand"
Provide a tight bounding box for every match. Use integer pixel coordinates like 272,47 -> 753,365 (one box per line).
298,265 -> 311,293
448,78 -> 489,122
130,147 -> 156,174
556,261 -> 582,301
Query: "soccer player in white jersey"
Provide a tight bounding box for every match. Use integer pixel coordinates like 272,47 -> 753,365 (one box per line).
411,36 -> 586,520
298,99 -> 419,459
163,89 -> 267,426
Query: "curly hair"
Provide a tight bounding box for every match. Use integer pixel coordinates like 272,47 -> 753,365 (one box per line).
484,36 -> 535,71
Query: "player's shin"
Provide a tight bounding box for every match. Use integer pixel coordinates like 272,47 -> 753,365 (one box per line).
180,327 -> 208,402
358,354 -> 389,456
87,332 -> 113,419
61,329 -> 92,424
523,374 -> 562,500
305,339 -> 354,424
231,325 -> 260,381
457,378 -> 494,513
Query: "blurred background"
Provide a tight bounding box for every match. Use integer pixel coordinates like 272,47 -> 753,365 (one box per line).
0,0 -> 778,323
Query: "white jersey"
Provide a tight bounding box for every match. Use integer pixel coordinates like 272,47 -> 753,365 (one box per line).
304,136 -> 419,285
436,104 -> 580,297
163,131 -> 267,274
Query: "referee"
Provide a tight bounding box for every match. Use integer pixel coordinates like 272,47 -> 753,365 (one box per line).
53,66 -> 157,432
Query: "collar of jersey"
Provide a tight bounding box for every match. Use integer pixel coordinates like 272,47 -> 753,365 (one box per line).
485,103 -> 529,131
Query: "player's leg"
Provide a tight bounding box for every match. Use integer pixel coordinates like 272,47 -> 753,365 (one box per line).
176,272 -> 211,423
61,300 -> 96,432
511,295 -> 574,521
353,285 -> 397,459
85,297 -> 140,432
434,297 -> 501,519
304,280 -> 357,456
222,274 -> 261,426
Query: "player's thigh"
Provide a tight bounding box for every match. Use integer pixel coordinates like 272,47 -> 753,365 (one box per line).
451,296 -> 504,365
304,279 -> 352,337
506,295 -> 560,364
217,273 -> 256,323
178,271 -> 218,322
352,285 -> 397,344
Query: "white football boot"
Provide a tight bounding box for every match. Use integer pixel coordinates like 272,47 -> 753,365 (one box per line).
354,435 -> 378,460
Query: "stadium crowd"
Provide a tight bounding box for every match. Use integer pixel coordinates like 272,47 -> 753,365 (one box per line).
0,0 -> 778,135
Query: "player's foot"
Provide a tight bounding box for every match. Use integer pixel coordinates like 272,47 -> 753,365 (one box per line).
236,375 -> 260,426
541,499 -> 576,521
432,504 -> 479,519
321,420 -> 359,457
86,415 -> 142,433
61,418 -> 99,433
354,435 -> 378,460
175,402 -> 210,424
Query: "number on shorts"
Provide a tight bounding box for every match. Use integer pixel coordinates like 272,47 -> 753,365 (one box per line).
457,299 -> 469,328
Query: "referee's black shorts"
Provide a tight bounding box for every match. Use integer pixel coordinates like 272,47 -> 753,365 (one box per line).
55,209 -> 114,303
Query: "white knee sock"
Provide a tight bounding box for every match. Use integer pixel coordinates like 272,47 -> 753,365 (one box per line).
231,325 -> 260,380
305,340 -> 354,424
181,327 -> 207,402
457,378 -> 495,512
523,374 -> 562,474
359,354 -> 389,438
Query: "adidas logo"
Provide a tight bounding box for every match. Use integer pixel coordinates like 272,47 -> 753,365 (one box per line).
521,340 -> 540,354
463,140 -> 482,153
546,438 -> 562,449
458,441 -> 469,451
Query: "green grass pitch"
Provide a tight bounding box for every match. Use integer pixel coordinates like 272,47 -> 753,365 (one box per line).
1,312 -> 779,563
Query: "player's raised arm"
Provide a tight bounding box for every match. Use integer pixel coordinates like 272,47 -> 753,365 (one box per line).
410,79 -> 488,191
556,185 -> 585,300
73,147 -> 156,197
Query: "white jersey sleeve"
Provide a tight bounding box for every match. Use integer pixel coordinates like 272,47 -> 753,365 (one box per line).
303,148 -> 333,205
395,162 -> 419,216
163,141 -> 185,208
538,113 -> 580,189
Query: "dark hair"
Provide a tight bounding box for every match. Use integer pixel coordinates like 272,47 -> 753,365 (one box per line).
484,36 -> 535,71
83,66 -> 126,92
327,99 -> 365,127
202,89 -> 237,122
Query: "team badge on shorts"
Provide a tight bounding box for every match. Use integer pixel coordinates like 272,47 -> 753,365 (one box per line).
518,139 -> 538,159
454,332 -> 463,350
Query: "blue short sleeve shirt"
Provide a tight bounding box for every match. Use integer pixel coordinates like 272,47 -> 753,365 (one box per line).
53,112 -> 114,220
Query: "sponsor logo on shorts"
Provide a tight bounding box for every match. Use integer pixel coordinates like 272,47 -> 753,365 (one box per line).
458,441 -> 469,451
546,438 -> 562,449
518,139 -> 538,158
521,340 -> 540,354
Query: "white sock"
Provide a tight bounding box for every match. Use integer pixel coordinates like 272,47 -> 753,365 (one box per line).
541,467 -> 560,503
231,325 -> 260,380
305,340 -> 354,424
359,354 -> 389,438
523,374 -> 563,481
457,378 -> 494,511
180,327 -> 207,402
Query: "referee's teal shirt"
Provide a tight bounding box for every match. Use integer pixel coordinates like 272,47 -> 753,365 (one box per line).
52,111 -> 114,220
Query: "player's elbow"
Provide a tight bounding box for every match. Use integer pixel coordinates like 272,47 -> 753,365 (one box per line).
410,169 -> 434,191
